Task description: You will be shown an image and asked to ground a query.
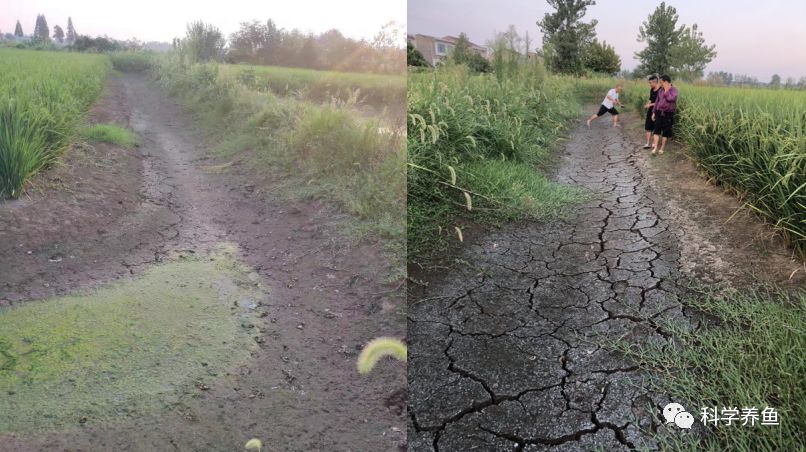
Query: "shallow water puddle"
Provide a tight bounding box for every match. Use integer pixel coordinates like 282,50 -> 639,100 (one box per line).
0,244 -> 267,433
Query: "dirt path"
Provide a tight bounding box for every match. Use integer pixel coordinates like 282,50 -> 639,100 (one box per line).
407,114 -> 803,451
0,74 -> 405,451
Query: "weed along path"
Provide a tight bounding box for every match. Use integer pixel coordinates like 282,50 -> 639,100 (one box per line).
0,74 -> 405,451
407,114 -> 803,451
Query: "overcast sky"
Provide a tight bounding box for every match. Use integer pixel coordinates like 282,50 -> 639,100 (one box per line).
1,0 -> 405,43
409,0 -> 806,81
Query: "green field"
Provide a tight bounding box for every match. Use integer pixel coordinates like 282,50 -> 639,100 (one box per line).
574,78 -> 806,255
221,63 -> 406,108
0,49 -> 110,198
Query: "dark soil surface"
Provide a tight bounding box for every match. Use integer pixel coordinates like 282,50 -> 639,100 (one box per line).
407,114 -> 804,451
0,74 -> 405,451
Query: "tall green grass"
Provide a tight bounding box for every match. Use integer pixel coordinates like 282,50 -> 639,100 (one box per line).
221,64 -> 406,108
0,49 -> 110,198
109,51 -> 157,73
407,64 -> 586,263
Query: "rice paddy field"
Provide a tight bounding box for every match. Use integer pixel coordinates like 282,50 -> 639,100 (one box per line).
0,49 -> 110,198
221,63 -> 406,108
574,78 -> 806,256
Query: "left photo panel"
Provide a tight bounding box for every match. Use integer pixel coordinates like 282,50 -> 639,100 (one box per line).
0,0 -> 407,450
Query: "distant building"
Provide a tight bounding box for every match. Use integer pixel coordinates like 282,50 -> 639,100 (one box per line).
408,33 -> 490,66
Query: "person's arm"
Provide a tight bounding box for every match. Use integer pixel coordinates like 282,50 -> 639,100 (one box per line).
661,87 -> 678,103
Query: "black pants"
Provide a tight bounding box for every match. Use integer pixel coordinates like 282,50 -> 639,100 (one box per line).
597,104 -> 618,116
644,109 -> 655,131
653,111 -> 674,138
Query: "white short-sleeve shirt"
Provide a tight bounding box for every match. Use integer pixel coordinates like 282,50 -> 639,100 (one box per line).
602,89 -> 618,109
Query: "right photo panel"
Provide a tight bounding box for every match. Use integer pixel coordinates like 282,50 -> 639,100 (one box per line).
406,0 -> 806,450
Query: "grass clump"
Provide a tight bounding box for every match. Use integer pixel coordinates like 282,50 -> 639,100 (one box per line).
0,48 -> 109,198
109,50 -> 156,73
407,63 -> 586,264
80,123 -> 139,147
615,285 -> 805,451
0,245 -> 263,433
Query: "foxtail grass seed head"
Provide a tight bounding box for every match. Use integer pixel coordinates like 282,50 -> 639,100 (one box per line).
245,438 -> 263,451
357,337 -> 407,375
455,226 -> 464,242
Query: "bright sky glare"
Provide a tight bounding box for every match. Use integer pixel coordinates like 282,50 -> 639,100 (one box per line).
408,0 -> 806,81
1,0 -> 406,43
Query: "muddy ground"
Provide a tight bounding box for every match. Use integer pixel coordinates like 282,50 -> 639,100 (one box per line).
0,74 -> 405,451
407,113 -> 803,451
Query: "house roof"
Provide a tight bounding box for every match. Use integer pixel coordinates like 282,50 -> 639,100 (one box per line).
413,33 -> 487,51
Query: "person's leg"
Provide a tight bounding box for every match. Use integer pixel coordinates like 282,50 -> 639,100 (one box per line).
659,136 -> 668,154
612,114 -> 619,127
651,133 -> 660,154
589,105 -> 608,127
645,131 -> 652,146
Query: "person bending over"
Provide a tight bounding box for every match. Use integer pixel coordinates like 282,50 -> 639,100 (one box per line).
587,84 -> 623,128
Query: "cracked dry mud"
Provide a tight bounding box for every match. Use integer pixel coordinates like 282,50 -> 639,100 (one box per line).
408,121 -> 700,451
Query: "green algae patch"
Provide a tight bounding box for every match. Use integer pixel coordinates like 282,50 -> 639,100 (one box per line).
0,245 -> 266,433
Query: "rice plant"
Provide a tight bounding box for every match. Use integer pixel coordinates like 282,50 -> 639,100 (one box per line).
0,49 -> 109,198
674,86 -> 806,256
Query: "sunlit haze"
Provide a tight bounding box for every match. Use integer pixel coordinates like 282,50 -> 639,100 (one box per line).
2,0 -> 406,43
408,0 -> 806,81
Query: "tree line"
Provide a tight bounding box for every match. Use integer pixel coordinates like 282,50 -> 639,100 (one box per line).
4,15 -> 77,43
3,15 -> 404,75
176,19 -> 404,74
408,0 -> 804,87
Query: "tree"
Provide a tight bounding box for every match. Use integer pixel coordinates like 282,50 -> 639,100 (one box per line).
502,24 -> 523,55
583,39 -> 620,75
708,70 -> 733,86
669,24 -> 716,81
33,14 -> 50,41
66,17 -> 77,44
298,35 -> 320,69
770,74 -> 781,89
71,35 -> 122,52
407,42 -> 429,67
733,74 -> 759,87
784,77 -> 796,89
636,3 -> 715,79
451,33 -> 473,63
635,2 -> 683,75
537,0 -> 597,75
14,20 -> 23,37
53,25 -> 64,43
182,21 -> 225,62
524,30 -> 532,58
706,72 -> 726,86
